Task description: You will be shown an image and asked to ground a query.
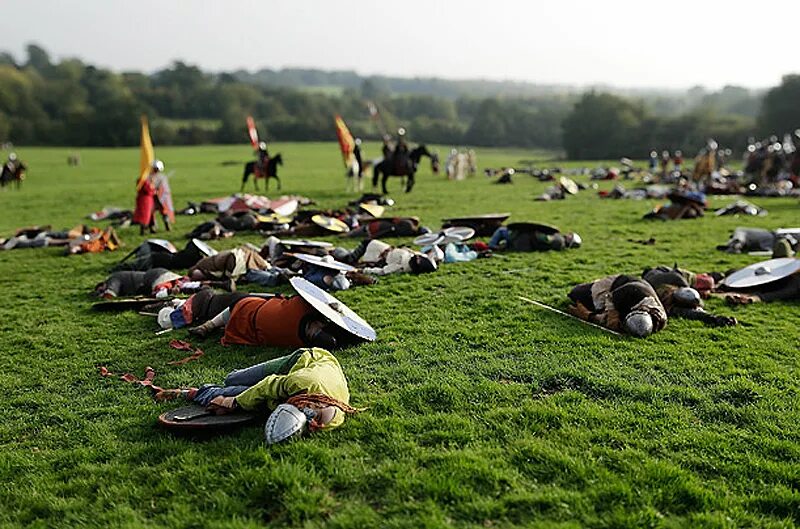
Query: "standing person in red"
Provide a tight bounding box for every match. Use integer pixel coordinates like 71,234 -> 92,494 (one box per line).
133,162 -> 158,235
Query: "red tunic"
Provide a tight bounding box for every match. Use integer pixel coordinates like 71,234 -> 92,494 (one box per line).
132,179 -> 155,226
222,296 -> 314,347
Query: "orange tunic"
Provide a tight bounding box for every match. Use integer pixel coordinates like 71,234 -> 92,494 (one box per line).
222,296 -> 314,348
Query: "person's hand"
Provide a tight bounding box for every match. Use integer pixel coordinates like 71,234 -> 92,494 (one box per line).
713,315 -> 738,327
723,293 -> 760,306
206,396 -> 238,415
567,303 -> 591,320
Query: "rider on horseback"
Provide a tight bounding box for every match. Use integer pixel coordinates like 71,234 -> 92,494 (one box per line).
392,128 -> 410,175
256,141 -> 269,176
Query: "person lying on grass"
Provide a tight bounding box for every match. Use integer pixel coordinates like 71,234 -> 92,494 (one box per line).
188,244 -> 274,287
487,222 -> 581,252
568,274 -> 668,337
641,265 -> 737,327
331,239 -> 437,276
112,239 -> 213,272
155,348 -> 361,444
94,268 -> 233,299
344,216 -> 427,239
184,292 -> 359,350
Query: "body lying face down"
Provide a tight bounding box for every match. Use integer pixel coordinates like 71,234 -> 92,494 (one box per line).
156,348 -> 362,444
567,274 -> 668,337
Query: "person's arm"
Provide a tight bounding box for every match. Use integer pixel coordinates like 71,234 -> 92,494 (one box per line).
670,306 -> 737,327
234,374 -> 291,410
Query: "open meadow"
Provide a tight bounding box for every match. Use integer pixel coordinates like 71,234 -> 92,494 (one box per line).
1,142 -> 799,528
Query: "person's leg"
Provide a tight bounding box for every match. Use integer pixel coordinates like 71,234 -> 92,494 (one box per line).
340,239 -> 370,263
489,227 -> 509,248
188,307 -> 231,337
224,349 -> 305,386
191,384 -> 251,406
243,268 -> 283,287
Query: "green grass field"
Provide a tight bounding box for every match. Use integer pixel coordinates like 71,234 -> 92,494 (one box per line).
1,143 -> 799,528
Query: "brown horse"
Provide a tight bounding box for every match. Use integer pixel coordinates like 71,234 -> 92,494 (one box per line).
372,145 -> 438,194
241,154 -> 283,192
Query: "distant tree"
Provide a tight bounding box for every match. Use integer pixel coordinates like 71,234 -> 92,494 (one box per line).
757,74 -> 800,136
562,91 -> 645,159
25,44 -> 52,74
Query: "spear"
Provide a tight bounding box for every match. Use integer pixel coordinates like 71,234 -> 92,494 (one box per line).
517,295 -> 622,336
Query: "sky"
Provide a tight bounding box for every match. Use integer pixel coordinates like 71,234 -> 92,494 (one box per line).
1,0 -> 796,90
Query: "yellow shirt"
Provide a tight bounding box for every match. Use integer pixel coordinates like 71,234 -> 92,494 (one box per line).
235,348 -> 350,429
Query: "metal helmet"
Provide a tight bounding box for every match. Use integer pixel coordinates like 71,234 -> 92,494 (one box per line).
8,152 -> 17,162
264,404 -> 308,444
152,159 -> 164,172
258,141 -> 267,150
157,307 -> 174,329
397,127 -> 406,136
673,287 -> 701,307
566,232 -> 582,248
354,138 -> 362,146
624,311 -> 653,338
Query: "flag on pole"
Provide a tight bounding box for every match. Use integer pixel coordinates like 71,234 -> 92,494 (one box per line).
137,115 -> 154,190
334,115 -> 356,168
246,116 -> 259,149
366,100 -> 388,137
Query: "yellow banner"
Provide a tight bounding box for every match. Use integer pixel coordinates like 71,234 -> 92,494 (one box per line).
137,115 -> 154,190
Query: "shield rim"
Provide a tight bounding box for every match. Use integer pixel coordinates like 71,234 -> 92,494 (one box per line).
158,404 -> 259,430
190,238 -> 217,257
291,253 -> 355,272
414,226 -> 476,246
311,214 -> 350,233
290,277 -> 376,341
721,257 -> 800,288
506,222 -> 560,235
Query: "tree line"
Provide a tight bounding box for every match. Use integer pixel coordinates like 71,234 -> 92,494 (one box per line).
0,44 -> 797,159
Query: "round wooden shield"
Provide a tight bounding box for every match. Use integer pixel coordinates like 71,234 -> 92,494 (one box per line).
159,404 -> 259,431
291,253 -> 355,272
312,214 -> 350,233
414,226 -> 475,246
359,203 -> 385,218
506,222 -> 560,235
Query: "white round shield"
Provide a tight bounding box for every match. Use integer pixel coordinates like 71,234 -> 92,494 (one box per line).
290,277 -> 376,341
721,257 -> 800,289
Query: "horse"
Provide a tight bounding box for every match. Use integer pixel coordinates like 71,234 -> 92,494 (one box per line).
346,159 -> 373,193
241,153 -> 283,192
0,162 -> 26,190
372,145 -> 437,194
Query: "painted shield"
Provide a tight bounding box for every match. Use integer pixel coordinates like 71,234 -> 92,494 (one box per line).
443,213 -> 511,223
255,213 -> 293,225
506,222 -> 560,235
290,277 -> 376,341
721,257 -> 800,289
278,239 -> 333,249
291,253 -> 355,272
190,238 -> 217,257
359,203 -> 385,218
414,226 -> 476,246
159,404 -> 259,431
270,198 -> 299,217
147,239 -> 177,253
559,176 -> 579,195
312,214 -> 350,233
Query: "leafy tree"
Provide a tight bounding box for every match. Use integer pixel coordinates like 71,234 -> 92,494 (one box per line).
562,91 -> 645,159
757,74 -> 800,135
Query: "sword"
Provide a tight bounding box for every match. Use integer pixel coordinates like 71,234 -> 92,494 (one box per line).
517,296 -> 622,336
